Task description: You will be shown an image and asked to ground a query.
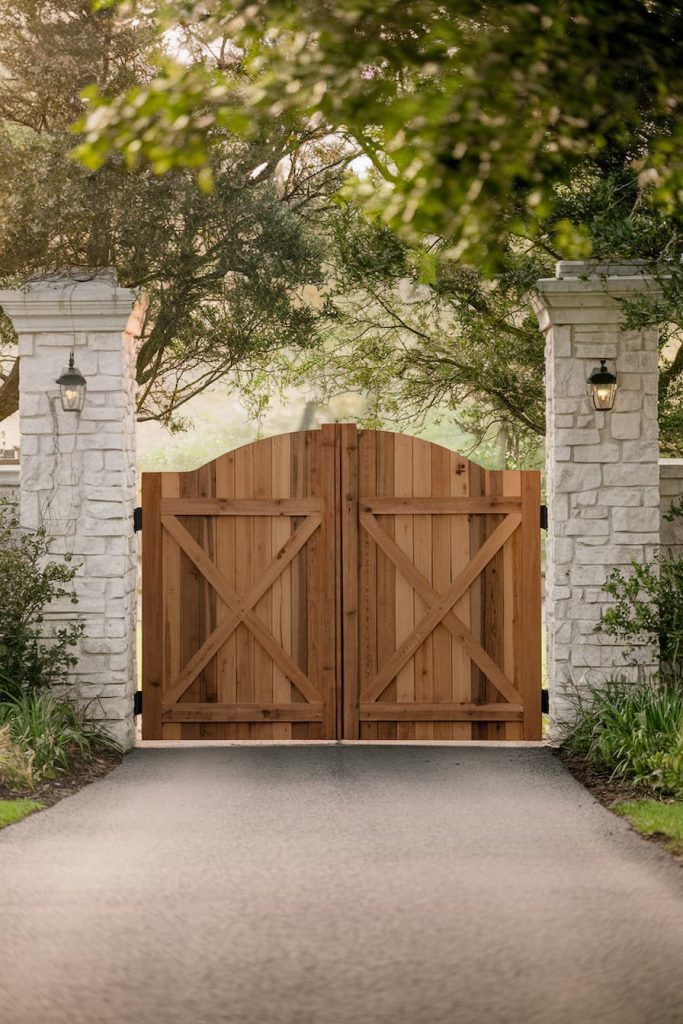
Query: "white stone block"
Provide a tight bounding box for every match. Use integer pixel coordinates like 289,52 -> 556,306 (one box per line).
603,464 -> 659,487
105,451 -> 125,470
97,351 -> 124,375
610,412 -> 641,440
600,487 -> 642,507
613,391 -> 643,412
555,428 -> 601,446
555,464 -> 602,492
558,519 -> 609,537
572,444 -> 620,463
575,507 -> 609,519
612,507 -> 659,532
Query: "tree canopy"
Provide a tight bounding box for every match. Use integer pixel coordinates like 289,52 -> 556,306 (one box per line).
0,0 -> 349,426
78,1 -> 683,264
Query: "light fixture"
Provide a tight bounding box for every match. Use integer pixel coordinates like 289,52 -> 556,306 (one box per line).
56,352 -> 87,412
587,359 -> 617,411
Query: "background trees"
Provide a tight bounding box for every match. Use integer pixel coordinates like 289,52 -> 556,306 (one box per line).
0,1 -> 350,427
79,2 -> 683,262
302,159 -> 683,458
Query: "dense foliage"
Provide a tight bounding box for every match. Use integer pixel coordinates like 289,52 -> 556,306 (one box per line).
0,501 -> 83,701
79,2 -> 683,264
598,559 -> 683,684
0,0 -> 349,428
0,692 -> 118,788
563,681 -> 683,798
295,159 -> 683,458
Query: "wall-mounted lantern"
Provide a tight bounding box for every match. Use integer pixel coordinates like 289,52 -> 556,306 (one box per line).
587,359 -> 618,411
55,352 -> 87,412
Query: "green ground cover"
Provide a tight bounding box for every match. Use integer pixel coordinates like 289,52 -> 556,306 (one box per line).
0,799 -> 43,829
615,801 -> 683,855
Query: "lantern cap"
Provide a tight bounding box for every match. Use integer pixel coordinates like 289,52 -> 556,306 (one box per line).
587,358 -> 617,386
55,352 -> 86,388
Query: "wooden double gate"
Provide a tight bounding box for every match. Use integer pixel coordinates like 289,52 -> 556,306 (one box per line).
142,425 -> 541,741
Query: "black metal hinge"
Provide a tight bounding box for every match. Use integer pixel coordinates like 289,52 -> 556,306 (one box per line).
540,504 -> 548,530
133,506 -> 143,532
541,689 -> 549,715
133,690 -> 143,716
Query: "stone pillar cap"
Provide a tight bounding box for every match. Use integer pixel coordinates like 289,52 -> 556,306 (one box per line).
555,260 -> 660,279
0,268 -> 136,333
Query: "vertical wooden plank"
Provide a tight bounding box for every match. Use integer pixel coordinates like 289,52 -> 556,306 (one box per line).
197,461 -> 217,738
481,469 -> 506,740
159,472 -> 182,739
358,430 -> 377,735
450,453 -> 472,739
468,459 -> 486,739
412,438 -> 433,739
333,425 -> 344,738
394,433 -> 415,740
320,424 -> 338,739
290,432 -> 307,700
178,470 -> 201,739
502,470 -> 523,740
520,470 -> 542,739
376,432 -> 396,739
341,423 -> 359,739
431,447 -> 452,740
252,438 -> 274,738
271,434 -> 293,740
234,443 -> 254,738
215,451 -> 237,739
141,473 -> 163,739
306,430 -> 322,738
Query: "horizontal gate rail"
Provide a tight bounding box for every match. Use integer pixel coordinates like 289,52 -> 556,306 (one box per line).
360,497 -> 522,514
359,703 -> 523,722
162,703 -> 324,723
160,497 -> 322,516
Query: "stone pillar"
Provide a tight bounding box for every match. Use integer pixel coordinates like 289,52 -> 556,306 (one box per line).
0,271 -> 138,749
532,261 -> 661,732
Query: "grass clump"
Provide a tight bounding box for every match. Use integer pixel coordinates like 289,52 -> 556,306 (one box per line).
562,680 -> 683,798
0,798 -> 44,829
0,723 -> 35,790
0,692 -> 120,790
614,800 -> 683,854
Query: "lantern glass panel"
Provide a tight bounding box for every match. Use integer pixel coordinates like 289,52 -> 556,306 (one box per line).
591,380 -> 618,411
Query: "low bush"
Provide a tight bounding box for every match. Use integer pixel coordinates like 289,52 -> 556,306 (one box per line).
0,500 -> 83,701
562,680 -> 683,798
0,692 -> 120,789
597,556 -> 683,684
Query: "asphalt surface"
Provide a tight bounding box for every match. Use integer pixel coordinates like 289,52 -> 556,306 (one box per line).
1,744 -> 682,1024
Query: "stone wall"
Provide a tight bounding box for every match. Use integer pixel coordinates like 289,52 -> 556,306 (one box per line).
533,263 -> 661,732
660,459 -> 683,560
0,272 -> 138,749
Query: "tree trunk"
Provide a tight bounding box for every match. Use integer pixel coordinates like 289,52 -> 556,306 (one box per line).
0,357 -> 19,423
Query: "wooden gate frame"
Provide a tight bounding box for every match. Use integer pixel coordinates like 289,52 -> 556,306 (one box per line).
142,424 -> 542,740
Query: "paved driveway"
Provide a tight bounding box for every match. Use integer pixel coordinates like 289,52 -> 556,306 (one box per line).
1,744 -> 682,1024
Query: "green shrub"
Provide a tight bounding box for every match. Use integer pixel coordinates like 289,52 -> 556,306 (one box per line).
563,680 -> 683,798
0,692 -> 120,786
597,555 -> 683,684
0,500 -> 84,701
